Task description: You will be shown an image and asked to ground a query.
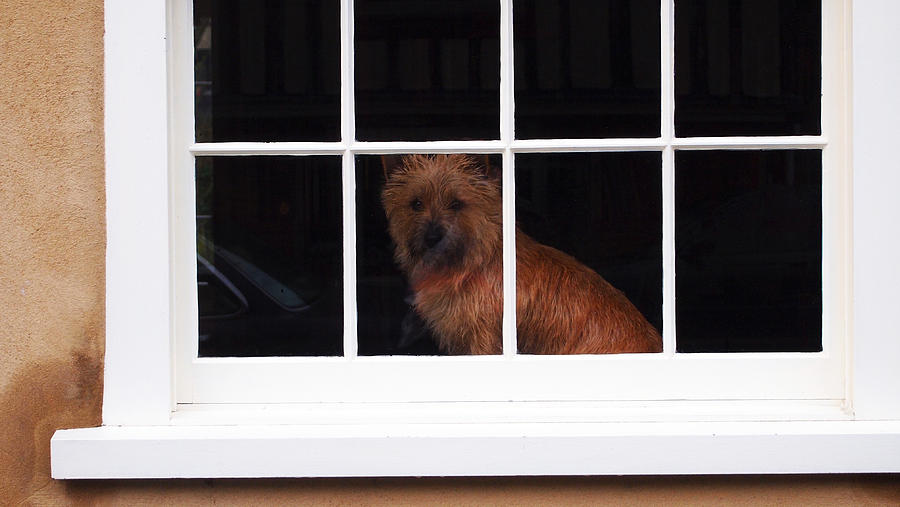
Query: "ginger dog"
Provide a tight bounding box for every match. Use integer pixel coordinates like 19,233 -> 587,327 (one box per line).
382,154 -> 662,355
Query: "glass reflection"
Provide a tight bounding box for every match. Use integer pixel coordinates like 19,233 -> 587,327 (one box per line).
196,156 -> 343,357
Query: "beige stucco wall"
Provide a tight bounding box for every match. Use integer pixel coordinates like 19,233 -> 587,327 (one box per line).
0,0 -> 898,504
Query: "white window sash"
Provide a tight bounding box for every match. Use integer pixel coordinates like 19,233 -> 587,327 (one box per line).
171,0 -> 849,406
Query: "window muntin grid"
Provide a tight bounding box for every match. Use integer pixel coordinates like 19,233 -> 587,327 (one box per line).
175,0 -> 845,404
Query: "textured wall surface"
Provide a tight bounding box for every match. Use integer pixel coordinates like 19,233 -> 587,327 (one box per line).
0,0 -> 106,502
0,0 -> 898,504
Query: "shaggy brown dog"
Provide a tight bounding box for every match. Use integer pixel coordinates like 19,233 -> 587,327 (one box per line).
382,154 -> 662,355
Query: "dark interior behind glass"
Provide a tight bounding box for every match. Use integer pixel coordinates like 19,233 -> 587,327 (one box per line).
194,0 -> 341,142
675,150 -> 822,352
516,153 -> 663,337
193,2 -> 826,357
197,156 -> 343,356
675,0 -> 821,137
354,0 -> 501,141
514,0 -> 661,139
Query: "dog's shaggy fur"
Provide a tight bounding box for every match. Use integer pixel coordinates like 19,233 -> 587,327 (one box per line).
382,154 -> 661,355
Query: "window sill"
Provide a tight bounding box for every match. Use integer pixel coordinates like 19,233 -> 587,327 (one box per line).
52,419 -> 900,478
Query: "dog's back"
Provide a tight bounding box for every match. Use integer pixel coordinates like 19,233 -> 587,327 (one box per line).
515,231 -> 662,354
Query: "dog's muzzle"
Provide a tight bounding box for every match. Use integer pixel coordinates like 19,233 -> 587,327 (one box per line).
423,223 -> 445,249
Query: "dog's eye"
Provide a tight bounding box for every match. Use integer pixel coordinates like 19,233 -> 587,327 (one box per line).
411,198 -> 424,211
449,199 -> 464,211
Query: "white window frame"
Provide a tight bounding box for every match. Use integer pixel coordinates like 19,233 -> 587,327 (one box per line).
51,0 -> 900,478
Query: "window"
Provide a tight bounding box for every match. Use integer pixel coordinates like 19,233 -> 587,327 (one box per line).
51,0 -> 900,479
175,0 -> 844,404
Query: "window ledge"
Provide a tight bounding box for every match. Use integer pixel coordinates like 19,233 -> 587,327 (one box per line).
52,420 -> 900,478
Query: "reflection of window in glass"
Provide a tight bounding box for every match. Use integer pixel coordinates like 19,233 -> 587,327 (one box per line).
190,2 -> 829,363
196,156 -> 343,357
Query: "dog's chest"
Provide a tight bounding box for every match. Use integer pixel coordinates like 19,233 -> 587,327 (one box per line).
413,266 -> 503,354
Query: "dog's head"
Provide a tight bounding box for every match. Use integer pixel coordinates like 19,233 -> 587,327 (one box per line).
381,154 -> 502,279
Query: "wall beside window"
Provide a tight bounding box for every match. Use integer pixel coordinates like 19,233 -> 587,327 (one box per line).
0,0 -> 106,501
0,0 -> 897,503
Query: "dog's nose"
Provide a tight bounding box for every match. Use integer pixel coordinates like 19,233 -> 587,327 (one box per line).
424,223 -> 445,248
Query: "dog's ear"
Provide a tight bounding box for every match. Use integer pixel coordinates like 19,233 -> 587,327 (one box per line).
380,155 -> 405,180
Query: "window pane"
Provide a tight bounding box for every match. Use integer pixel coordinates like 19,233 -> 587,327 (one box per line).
357,154 -> 503,355
514,0 -> 661,139
675,150 -> 822,352
515,153 -> 662,354
355,0 -> 501,141
194,0 -> 340,142
196,156 -> 343,357
675,0 -> 821,137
